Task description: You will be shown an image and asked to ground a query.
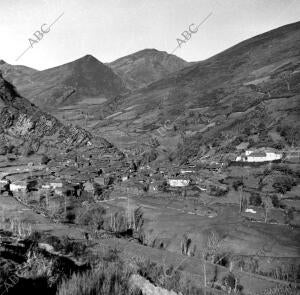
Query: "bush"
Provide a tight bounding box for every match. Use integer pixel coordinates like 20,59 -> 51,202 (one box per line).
221,272 -> 242,292
78,206 -> 106,231
233,179 -> 243,191
134,207 -> 144,233
249,193 -> 262,206
270,195 -> 280,208
272,176 -> 295,193
93,183 -> 103,197
41,154 -> 51,165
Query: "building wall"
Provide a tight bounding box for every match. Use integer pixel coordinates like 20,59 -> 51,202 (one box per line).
247,153 -> 282,162
236,151 -> 282,162
168,179 -> 190,187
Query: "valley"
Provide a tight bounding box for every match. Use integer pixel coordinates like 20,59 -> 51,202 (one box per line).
1,20 -> 300,295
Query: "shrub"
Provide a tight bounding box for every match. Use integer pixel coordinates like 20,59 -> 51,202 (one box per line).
285,207 -> 295,224
249,193 -> 262,206
270,195 -> 280,208
63,240 -> 87,258
233,179 -> 243,191
133,207 -> 144,232
272,176 -> 295,193
93,183 -> 103,197
41,154 -> 51,165
78,206 -> 106,231
221,272 -> 242,293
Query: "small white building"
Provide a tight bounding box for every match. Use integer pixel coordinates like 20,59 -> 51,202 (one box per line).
42,184 -> 51,190
236,148 -> 282,162
168,179 -> 190,187
122,175 -> 129,182
50,181 -> 63,189
10,182 -> 27,192
180,169 -> 194,174
54,187 -> 63,196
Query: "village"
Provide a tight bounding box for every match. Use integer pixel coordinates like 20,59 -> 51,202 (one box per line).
0,143 -> 299,227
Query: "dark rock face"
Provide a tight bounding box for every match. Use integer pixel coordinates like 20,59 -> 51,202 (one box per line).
0,74 -> 92,155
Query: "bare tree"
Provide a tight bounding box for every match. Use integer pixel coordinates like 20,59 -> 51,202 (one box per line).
233,179 -> 244,213
263,195 -> 273,223
280,70 -> 293,91
207,231 -> 223,263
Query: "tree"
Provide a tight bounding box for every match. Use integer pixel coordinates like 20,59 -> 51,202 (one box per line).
280,70 -> 293,91
233,179 -> 244,213
263,196 -> 273,223
272,176 -> 295,194
206,231 -> 223,263
249,193 -> 262,206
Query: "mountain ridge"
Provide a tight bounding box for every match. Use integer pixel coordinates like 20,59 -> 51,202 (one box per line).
107,48 -> 190,90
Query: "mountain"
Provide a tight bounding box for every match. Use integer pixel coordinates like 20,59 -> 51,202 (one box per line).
0,60 -> 37,87
94,21 -> 300,162
0,72 -> 92,156
107,49 -> 190,90
1,55 -> 128,109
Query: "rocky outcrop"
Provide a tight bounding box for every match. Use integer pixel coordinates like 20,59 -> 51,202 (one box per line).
0,73 -> 91,155
130,274 -> 181,295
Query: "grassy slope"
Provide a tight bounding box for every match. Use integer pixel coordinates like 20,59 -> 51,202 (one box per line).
93,21 -> 300,160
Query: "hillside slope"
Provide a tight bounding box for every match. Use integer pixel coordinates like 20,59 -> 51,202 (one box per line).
0,73 -> 92,156
94,21 -> 300,162
107,49 -> 190,90
1,55 -> 128,109
0,60 -> 37,87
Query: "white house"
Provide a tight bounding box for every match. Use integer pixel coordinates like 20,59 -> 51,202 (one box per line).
54,187 -> 63,196
168,179 -> 190,187
122,175 -> 129,182
180,169 -> 194,174
50,181 -> 63,189
10,182 -> 27,192
42,184 -> 51,190
236,148 -> 282,162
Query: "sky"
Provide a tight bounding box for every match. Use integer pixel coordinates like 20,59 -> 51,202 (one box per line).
0,0 -> 299,70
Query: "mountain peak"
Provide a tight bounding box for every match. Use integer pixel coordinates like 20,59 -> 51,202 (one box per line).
0,60 -> 7,65
108,48 -> 190,90
77,54 -> 100,63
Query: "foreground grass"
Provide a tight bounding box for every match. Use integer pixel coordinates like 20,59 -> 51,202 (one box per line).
57,259 -> 140,295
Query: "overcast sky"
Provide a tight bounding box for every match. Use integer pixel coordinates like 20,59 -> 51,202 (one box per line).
0,0 -> 299,70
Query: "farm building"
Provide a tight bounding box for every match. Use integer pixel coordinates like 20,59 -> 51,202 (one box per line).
10,181 -> 27,192
168,178 -> 190,187
236,148 -> 282,162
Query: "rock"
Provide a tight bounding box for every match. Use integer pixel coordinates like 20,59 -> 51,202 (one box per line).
129,274 -> 181,295
38,243 -> 55,253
